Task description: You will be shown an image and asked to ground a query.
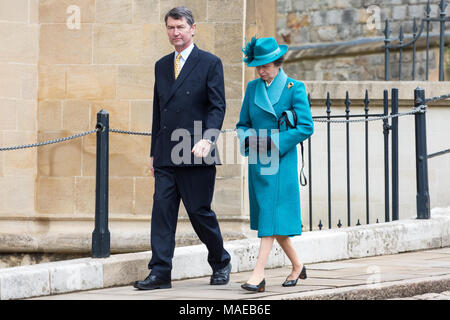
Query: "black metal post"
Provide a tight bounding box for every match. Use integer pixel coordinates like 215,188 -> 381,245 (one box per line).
92,109 -> 110,258
414,88 -> 431,219
426,0 -> 431,80
412,18 -> 417,80
384,19 -> 391,81
391,88 -> 399,221
383,90 -> 390,222
364,90 -> 370,225
438,0 -> 447,81
345,92 -> 351,227
307,94 -> 313,232
399,26 -> 404,81
326,93 -> 332,229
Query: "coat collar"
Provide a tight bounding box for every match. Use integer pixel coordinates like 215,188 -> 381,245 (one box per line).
267,68 -> 287,105
254,68 -> 288,118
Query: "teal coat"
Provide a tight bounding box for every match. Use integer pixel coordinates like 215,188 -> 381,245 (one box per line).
236,68 -> 314,237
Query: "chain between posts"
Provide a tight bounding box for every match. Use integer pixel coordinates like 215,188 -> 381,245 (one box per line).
425,93 -> 450,103
109,105 -> 426,135
0,105 -> 426,151
109,128 -> 152,136
312,105 -> 424,124
0,98 -> 445,151
0,129 -> 98,152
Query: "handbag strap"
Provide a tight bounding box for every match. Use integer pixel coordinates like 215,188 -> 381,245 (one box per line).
279,108 -> 308,187
299,141 -> 307,187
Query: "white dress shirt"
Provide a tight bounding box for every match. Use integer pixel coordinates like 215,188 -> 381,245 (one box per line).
174,42 -> 195,73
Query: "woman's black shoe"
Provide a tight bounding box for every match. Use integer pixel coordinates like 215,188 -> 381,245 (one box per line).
241,279 -> 266,292
282,265 -> 307,287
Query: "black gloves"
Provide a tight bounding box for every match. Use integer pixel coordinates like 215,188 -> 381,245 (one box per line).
245,135 -> 272,153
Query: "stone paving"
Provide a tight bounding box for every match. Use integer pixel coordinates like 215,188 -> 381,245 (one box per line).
390,291 -> 450,300
28,247 -> 450,300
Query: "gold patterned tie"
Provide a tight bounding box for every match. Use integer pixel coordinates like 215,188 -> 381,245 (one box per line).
174,53 -> 181,79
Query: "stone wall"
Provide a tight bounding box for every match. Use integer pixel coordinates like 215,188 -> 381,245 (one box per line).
35,0 -> 245,223
0,0 -> 38,217
276,0 -> 450,81
0,0 -> 277,258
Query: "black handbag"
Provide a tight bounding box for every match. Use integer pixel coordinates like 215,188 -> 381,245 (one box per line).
278,108 -> 307,187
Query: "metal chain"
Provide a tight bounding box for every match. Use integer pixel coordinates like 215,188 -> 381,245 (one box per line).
312,105 -> 423,124
0,129 -> 98,152
220,128 -> 238,133
107,106 -> 424,136
425,93 -> 450,103
109,128 -> 237,135
109,128 -> 152,136
0,104 -> 428,151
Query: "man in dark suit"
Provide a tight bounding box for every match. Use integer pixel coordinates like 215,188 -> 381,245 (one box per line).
134,6 -> 231,290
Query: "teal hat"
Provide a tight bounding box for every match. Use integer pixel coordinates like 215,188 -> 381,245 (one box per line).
242,37 -> 288,67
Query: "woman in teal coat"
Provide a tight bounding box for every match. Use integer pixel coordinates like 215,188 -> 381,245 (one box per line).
236,37 -> 314,292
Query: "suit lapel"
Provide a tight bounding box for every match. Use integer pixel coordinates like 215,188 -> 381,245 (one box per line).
166,45 -> 200,103
158,53 -> 175,107
168,52 -> 175,83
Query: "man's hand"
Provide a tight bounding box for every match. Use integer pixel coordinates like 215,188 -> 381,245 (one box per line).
192,139 -> 212,158
150,156 -> 154,177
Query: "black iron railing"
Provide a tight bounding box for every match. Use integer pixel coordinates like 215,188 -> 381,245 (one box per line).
305,87 -> 448,231
384,0 -> 450,81
306,91 -> 393,230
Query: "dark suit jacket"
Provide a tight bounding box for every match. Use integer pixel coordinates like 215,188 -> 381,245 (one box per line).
150,45 -> 226,167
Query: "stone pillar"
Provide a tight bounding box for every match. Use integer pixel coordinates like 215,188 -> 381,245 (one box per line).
0,0 -> 38,219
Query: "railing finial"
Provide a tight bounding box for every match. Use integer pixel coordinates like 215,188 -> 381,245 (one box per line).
440,0 -> 448,12
384,18 -> 391,39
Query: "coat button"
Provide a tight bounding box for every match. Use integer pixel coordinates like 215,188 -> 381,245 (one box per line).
186,91 -> 190,95
163,125 -> 166,129
176,109 -> 180,113
164,108 -> 167,112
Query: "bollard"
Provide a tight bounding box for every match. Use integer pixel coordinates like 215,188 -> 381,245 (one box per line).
92,109 -> 111,258
414,88 -> 430,219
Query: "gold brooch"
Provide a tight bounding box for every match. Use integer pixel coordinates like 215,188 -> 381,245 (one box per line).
288,82 -> 294,89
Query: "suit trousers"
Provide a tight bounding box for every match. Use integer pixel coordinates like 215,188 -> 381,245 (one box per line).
148,165 -> 231,281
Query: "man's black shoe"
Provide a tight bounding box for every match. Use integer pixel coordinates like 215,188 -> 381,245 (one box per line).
210,262 -> 231,285
133,274 -> 172,290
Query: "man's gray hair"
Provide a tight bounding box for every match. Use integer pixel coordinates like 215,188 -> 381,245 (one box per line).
164,6 -> 195,26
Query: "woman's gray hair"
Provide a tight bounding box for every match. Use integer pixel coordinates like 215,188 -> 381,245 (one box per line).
164,6 -> 195,26
273,55 -> 285,67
